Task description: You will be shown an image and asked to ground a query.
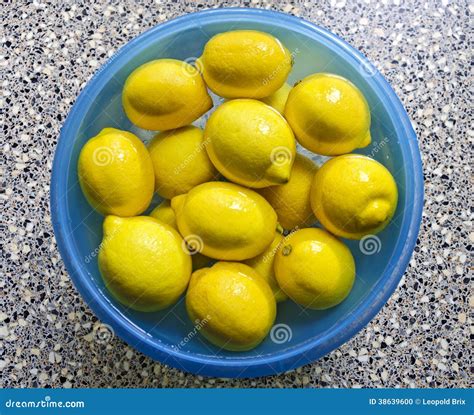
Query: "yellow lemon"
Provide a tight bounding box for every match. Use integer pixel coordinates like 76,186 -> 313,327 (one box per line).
259,82 -> 292,114
285,73 -> 371,156
204,99 -> 296,188
78,128 -> 154,216
122,59 -> 212,131
98,216 -> 192,312
244,232 -> 288,302
197,30 -> 292,99
149,200 -> 177,229
149,200 -> 212,271
310,155 -> 398,239
186,262 -> 276,351
274,228 -> 355,309
148,126 -> 218,199
171,181 -> 277,260
259,154 -> 318,230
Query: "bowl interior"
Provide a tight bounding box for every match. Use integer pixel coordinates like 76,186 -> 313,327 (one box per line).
59,11 -> 412,371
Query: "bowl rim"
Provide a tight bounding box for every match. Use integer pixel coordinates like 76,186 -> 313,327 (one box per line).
50,7 -> 424,378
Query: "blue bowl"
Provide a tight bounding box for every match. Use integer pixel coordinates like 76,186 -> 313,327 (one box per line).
51,8 -> 423,378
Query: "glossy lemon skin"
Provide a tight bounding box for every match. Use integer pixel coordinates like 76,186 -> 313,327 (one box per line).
259,82 -> 292,114
171,181 -> 277,261
149,200 -> 177,228
310,155 -> 398,239
285,73 -> 371,156
204,99 -> 296,188
259,154 -> 318,230
78,128 -> 154,217
99,216 -> 192,312
122,59 -> 212,131
148,126 -> 218,199
186,262 -> 276,351
244,232 -> 288,302
149,200 -> 212,271
198,30 -> 292,99
274,228 -> 355,309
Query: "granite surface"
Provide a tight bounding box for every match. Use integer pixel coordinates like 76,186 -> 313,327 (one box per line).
1,0 -> 472,388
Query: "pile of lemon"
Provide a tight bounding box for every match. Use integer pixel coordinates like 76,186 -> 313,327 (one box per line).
78,30 -> 398,352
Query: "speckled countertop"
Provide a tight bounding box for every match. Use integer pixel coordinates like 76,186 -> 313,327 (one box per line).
1,0 -> 472,388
